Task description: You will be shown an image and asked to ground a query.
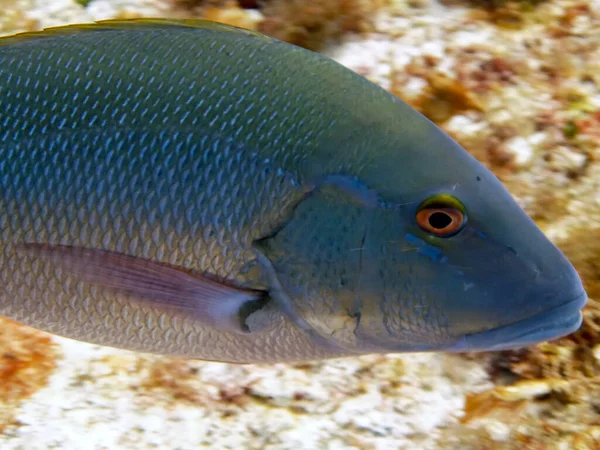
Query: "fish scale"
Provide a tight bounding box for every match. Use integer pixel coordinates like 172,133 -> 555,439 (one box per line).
0,127 -> 338,362
0,26 -> 359,177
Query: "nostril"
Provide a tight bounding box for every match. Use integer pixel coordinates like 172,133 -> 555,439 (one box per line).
506,245 -> 518,255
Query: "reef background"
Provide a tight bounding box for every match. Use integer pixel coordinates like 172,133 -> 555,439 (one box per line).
1,1 -> 599,449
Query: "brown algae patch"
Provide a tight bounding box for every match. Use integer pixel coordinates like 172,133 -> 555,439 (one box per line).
134,359 -> 210,407
398,73 -> 484,125
132,358 -> 256,411
440,0 -> 553,30
0,317 -> 60,432
202,2 -> 262,30
258,0 -> 385,50
165,0 -> 387,50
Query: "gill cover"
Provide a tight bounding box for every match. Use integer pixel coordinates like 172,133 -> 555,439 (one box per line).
254,175 -> 420,354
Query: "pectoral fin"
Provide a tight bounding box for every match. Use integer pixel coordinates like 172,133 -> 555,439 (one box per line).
19,244 -> 266,334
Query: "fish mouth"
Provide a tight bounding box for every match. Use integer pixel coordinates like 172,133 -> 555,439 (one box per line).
446,291 -> 588,352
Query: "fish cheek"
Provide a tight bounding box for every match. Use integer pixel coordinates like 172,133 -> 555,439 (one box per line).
252,183 -> 375,353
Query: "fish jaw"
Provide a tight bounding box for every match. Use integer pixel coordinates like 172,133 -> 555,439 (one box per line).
444,290 -> 588,352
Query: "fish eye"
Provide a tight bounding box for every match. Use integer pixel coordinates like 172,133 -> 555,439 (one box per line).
416,195 -> 466,237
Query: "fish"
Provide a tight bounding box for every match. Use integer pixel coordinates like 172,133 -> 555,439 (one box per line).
0,19 -> 587,363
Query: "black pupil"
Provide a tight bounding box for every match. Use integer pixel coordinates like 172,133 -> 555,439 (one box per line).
429,211 -> 453,229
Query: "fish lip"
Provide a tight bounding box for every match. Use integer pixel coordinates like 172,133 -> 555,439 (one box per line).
446,291 -> 588,352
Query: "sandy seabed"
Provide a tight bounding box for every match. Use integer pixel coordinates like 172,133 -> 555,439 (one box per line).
1,0 -> 600,449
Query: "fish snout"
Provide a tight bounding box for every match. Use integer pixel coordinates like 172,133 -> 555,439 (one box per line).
443,239 -> 587,352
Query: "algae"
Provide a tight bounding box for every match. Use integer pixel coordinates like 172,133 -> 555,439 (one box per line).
0,318 -> 59,432
258,0 -> 383,50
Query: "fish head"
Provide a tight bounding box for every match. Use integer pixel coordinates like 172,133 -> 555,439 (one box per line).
348,119 -> 588,354
352,185 -> 586,354
256,96 -> 586,355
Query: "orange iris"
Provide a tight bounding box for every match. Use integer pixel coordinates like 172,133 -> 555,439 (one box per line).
416,207 -> 464,236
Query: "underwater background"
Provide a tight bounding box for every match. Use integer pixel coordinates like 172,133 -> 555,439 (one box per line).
0,0 -> 599,448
